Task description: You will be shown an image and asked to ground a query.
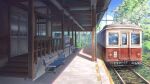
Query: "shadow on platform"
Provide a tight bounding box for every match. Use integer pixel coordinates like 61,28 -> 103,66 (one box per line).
77,47 -> 93,61
0,48 -> 98,84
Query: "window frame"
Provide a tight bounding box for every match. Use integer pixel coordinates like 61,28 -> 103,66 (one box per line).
108,32 -> 119,46
131,32 -> 140,45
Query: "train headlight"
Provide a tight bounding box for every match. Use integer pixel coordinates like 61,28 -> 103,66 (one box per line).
113,51 -> 117,58
109,53 -> 112,56
137,53 -> 140,57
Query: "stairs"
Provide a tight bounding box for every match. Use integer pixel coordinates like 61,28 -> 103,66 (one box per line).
0,54 -> 28,78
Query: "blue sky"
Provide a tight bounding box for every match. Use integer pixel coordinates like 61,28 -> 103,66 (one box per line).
102,0 -> 123,20
107,0 -> 123,15
98,0 -> 123,30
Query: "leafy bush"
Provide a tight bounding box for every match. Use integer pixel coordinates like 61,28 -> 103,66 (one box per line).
143,41 -> 150,55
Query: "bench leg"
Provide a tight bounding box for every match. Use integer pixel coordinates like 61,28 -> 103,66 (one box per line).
53,69 -> 56,74
46,67 -> 55,73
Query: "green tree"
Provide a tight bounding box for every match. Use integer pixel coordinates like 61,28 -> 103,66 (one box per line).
114,0 -> 150,53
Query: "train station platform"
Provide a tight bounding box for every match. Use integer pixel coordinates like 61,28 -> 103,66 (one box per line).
0,47 -> 113,84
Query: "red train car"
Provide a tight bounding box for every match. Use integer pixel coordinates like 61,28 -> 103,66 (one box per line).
97,24 -> 142,65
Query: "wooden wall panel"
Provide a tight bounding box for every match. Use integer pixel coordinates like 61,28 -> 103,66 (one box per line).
10,7 -> 28,57
0,1 -> 9,59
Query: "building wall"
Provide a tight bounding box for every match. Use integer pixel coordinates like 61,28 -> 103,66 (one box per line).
0,1 -> 9,67
10,7 -> 28,57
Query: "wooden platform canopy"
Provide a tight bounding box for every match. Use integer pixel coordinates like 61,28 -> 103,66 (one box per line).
0,0 -> 110,79
6,0 -> 110,31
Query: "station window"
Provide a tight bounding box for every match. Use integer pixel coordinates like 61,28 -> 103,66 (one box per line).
122,33 -> 127,45
131,33 -> 140,45
36,19 -> 47,36
109,33 -> 118,45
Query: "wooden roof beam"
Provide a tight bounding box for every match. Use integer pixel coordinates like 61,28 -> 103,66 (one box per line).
69,7 -> 91,11
50,0 -> 84,31
91,0 -> 97,9
6,0 -> 28,3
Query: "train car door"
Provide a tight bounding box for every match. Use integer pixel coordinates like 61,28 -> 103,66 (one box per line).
119,32 -> 130,60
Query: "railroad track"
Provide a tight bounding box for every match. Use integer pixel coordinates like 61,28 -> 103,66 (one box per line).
143,63 -> 150,68
112,67 -> 150,84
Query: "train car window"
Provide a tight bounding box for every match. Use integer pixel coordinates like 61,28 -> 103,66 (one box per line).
109,33 -> 118,45
122,33 -> 127,45
131,33 -> 140,44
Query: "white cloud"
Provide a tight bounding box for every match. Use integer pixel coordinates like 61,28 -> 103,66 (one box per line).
100,15 -> 114,27
106,15 -> 114,20
97,15 -> 114,32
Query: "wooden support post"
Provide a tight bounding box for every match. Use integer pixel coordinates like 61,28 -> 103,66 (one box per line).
72,26 -> 74,45
79,32 -> 81,47
47,19 -> 51,54
28,0 -> 35,79
50,14 -> 53,52
91,5 -> 97,61
68,26 -> 70,36
61,10 -> 64,50
46,7 -> 49,37
75,30 -> 77,47
67,25 -> 70,54
0,1 -> 10,60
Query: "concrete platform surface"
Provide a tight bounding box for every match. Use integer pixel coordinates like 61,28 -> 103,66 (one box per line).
52,48 -> 100,84
0,48 -> 113,84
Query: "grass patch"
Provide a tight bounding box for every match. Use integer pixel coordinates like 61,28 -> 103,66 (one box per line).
134,54 -> 150,81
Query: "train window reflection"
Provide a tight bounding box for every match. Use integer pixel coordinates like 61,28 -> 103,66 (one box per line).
122,33 -> 127,45
131,33 -> 140,44
109,33 -> 118,45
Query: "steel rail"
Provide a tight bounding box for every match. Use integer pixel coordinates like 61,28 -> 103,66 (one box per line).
112,66 -> 150,84
113,67 -> 126,84
131,69 -> 150,84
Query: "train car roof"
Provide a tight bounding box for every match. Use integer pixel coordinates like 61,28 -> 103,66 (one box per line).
103,24 -> 141,29
104,24 -> 140,28
98,24 -> 142,34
